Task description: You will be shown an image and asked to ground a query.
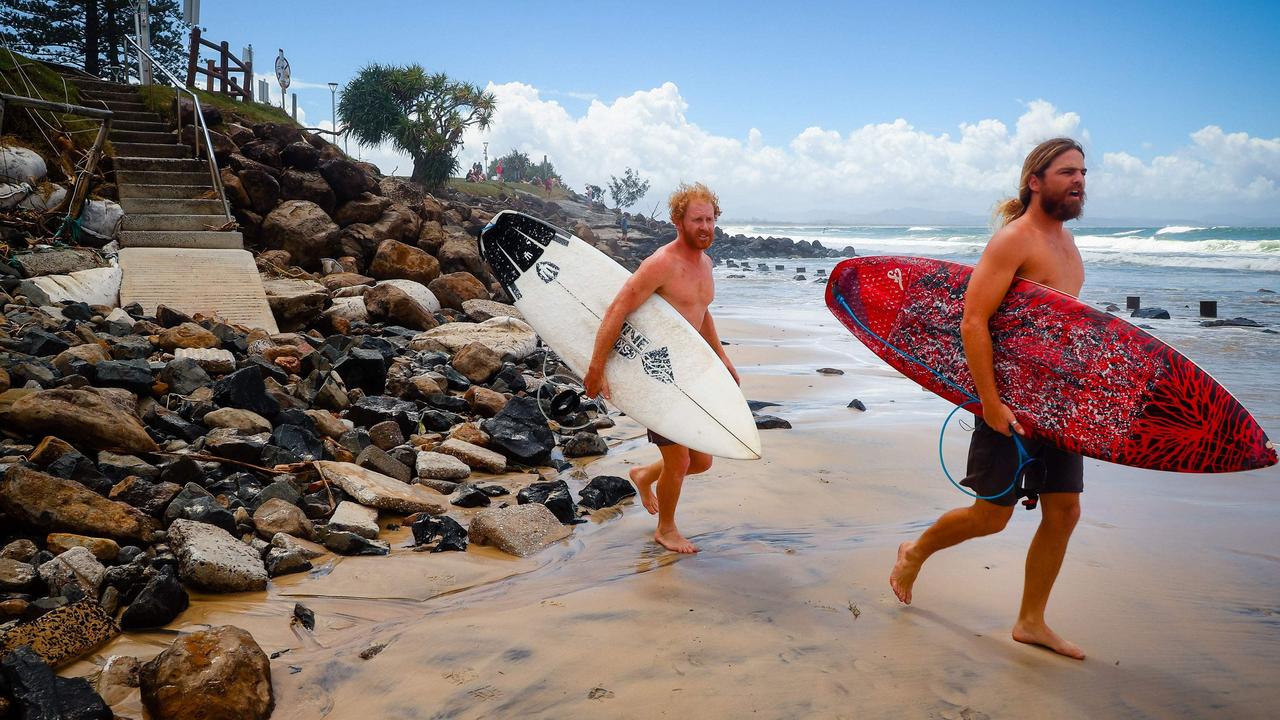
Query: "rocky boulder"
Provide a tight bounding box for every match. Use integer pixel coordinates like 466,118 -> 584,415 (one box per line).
468,503 -> 571,557
0,465 -> 158,542
410,317 -> 538,359
427,271 -> 490,311
1,387 -> 158,454
368,239 -> 441,285
167,519 -> 268,592
141,625 -> 273,720
315,461 -> 446,515
363,281 -> 439,330
261,200 -> 340,270
334,192 -> 391,226
279,168 -> 336,215
319,157 -> 378,202
482,396 -> 556,465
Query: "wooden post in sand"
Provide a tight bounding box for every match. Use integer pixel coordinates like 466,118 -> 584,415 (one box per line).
1127,296 -> 1141,310
1200,301 -> 1217,318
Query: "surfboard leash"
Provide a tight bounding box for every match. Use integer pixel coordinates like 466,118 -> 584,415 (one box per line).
832,291 -> 1039,504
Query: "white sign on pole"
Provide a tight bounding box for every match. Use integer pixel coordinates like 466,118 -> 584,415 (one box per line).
275,49 -> 291,109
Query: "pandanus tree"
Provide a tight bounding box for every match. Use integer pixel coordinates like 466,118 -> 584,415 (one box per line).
338,63 -> 496,187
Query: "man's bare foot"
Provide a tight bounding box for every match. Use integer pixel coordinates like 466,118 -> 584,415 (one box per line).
889,541 -> 921,604
1012,620 -> 1086,660
654,527 -> 698,554
629,466 -> 659,515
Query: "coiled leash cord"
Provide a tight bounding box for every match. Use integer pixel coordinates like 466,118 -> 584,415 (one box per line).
833,291 -> 1042,505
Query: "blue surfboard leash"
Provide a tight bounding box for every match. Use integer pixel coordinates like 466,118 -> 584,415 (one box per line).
833,290 -> 1037,502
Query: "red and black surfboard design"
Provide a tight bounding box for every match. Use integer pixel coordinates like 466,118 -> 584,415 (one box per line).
825,255 -> 1276,473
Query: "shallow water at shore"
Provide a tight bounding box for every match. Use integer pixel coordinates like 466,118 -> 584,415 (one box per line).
70,307 -> 1280,719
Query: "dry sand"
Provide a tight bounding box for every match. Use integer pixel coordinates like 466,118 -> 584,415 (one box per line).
71,316 -> 1280,719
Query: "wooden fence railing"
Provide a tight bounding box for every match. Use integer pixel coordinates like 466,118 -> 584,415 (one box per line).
185,27 -> 252,100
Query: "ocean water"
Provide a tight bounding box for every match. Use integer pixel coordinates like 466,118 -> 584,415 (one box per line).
714,224 -> 1280,442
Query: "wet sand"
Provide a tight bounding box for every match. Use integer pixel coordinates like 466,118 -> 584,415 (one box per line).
73,316 -> 1280,719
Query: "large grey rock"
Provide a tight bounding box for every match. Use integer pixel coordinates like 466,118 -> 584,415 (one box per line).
327,501 -> 379,539
468,503 -> 571,557
167,519 -> 268,593
415,450 -> 471,481
0,557 -> 35,590
315,461 -> 446,515
38,546 -> 106,596
410,317 -> 538,360
462,298 -> 523,322
436,438 -> 506,473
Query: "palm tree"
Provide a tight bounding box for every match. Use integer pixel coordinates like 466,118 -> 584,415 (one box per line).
338,63 -> 496,187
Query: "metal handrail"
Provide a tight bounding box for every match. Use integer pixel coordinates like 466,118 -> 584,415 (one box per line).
123,34 -> 231,222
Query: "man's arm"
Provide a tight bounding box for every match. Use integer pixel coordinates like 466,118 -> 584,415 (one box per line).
698,311 -> 740,385
584,257 -> 666,399
961,228 -> 1026,437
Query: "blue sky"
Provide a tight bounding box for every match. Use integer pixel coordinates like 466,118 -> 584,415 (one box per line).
196,1 -> 1280,222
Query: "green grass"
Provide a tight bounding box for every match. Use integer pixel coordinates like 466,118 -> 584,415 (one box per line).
0,51 -> 105,171
446,178 -> 515,200
447,178 -> 582,203
138,84 -> 299,128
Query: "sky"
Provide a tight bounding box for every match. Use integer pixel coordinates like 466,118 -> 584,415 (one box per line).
194,0 -> 1280,224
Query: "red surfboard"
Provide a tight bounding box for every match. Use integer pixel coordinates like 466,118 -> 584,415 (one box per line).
825,255 -> 1277,473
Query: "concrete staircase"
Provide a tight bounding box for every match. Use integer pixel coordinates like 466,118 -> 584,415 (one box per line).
69,77 -> 277,332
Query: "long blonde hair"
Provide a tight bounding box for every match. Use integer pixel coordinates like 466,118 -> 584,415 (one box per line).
994,138 -> 1084,227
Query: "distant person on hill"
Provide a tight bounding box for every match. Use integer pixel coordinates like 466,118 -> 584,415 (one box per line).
585,182 -> 740,554
889,137 -> 1089,660
619,214 -> 629,239
496,161 -> 504,183
544,176 -> 553,195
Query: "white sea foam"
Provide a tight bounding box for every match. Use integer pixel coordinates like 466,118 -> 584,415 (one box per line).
907,226 -> 938,232
1154,225 -> 1206,235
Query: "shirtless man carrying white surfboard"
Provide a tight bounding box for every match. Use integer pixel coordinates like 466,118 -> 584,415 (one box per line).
585,182 -> 741,554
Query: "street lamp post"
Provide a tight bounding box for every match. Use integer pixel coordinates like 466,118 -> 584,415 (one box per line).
327,82 -> 339,152
483,142 -> 488,178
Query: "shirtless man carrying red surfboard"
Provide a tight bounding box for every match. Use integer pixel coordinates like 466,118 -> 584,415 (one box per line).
890,138 -> 1090,660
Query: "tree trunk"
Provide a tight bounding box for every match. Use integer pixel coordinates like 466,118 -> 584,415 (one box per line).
103,0 -> 118,79
83,0 -> 101,75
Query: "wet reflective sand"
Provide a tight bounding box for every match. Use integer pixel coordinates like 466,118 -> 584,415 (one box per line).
72,316 -> 1280,719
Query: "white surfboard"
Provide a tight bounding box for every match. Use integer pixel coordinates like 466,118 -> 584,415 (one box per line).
480,210 -> 761,460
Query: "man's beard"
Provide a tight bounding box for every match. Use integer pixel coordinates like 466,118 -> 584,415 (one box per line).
1040,189 -> 1085,221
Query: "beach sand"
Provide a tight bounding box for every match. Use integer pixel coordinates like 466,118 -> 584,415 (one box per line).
72,316 -> 1280,719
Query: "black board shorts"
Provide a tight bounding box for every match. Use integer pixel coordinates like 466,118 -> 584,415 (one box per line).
961,418 -> 1084,507
647,429 -> 675,447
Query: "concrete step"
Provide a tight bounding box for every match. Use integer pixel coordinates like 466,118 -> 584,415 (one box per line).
119,230 -> 242,249
118,247 -> 277,333
122,214 -> 230,231
114,142 -> 189,159
117,184 -> 214,200
112,119 -> 171,133
119,197 -> 225,215
110,129 -> 174,145
119,169 -> 213,188
73,79 -> 132,93
109,111 -> 166,124
114,157 -> 205,172
79,89 -> 140,103
99,100 -> 147,113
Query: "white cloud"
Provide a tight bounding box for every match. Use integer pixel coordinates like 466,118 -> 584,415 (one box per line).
359,81 -> 1277,223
